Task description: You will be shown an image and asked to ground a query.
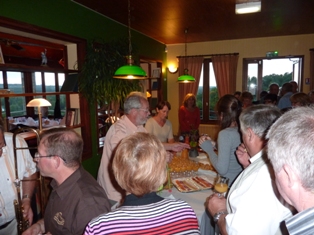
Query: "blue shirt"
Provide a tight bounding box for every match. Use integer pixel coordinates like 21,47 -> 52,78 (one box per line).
285,207 -> 314,235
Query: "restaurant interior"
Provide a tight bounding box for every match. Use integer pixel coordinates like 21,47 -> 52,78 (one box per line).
1,1 -> 314,233
0,1 -> 314,182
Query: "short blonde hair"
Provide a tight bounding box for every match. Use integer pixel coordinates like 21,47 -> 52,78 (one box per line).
112,132 -> 167,196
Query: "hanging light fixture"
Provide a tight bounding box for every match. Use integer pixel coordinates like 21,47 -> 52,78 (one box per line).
113,0 -> 147,79
235,0 -> 261,14
177,29 -> 195,83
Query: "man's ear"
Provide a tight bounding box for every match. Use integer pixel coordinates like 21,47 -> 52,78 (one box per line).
53,156 -> 61,169
247,128 -> 254,141
282,164 -> 298,188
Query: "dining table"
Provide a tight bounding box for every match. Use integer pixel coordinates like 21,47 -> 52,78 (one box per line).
160,185 -> 214,234
160,152 -> 217,235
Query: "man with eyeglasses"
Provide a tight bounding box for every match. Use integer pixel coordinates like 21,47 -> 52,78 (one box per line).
23,128 -> 111,235
98,92 -> 190,203
0,119 -> 37,235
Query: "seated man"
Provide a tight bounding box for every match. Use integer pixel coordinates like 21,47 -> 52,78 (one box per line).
23,128 -> 111,235
267,107 -> 314,234
207,105 -> 292,235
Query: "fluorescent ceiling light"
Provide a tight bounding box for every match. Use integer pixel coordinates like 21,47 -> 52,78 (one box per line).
236,1 -> 261,14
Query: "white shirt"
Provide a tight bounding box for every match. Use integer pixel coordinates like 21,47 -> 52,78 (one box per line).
225,150 -> 292,235
145,117 -> 173,143
97,115 -> 147,202
0,132 -> 36,225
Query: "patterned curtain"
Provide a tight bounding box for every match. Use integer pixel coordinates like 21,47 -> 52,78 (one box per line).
212,54 -> 239,97
178,56 -> 204,106
310,49 -> 314,90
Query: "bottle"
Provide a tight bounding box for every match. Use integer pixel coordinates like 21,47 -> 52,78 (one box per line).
184,135 -> 190,144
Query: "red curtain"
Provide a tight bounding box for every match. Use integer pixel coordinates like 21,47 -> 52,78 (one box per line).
178,56 -> 204,106
310,49 -> 314,90
212,54 -> 239,97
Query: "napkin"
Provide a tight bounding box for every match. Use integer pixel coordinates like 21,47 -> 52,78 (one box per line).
25,117 -> 38,126
196,152 -> 208,159
162,194 -> 176,200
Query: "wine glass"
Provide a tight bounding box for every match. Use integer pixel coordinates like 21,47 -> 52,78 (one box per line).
214,175 -> 229,197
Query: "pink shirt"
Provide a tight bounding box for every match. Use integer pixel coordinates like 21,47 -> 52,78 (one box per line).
178,106 -> 200,133
97,115 -> 147,202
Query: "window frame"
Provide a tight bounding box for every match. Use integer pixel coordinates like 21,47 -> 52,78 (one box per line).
242,56 -> 304,100
198,58 -> 219,124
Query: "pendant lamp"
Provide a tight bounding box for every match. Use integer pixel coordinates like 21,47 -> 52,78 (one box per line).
177,29 -> 195,83
113,0 -> 147,79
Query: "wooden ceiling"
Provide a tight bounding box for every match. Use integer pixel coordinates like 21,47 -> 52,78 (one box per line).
73,0 -> 314,44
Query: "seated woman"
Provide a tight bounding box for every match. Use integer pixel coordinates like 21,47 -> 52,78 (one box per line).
199,94 -> 242,186
145,101 -> 174,143
85,132 -> 200,235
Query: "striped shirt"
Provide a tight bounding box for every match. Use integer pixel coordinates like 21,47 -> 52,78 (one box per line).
285,207 -> 314,235
84,192 -> 200,235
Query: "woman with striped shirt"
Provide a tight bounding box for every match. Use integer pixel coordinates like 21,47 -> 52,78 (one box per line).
84,132 -> 200,235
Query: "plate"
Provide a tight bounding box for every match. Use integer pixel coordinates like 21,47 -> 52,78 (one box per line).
172,175 -> 214,193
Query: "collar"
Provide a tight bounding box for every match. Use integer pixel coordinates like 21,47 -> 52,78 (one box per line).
121,115 -> 144,130
51,166 -> 82,199
122,192 -> 163,206
249,150 -> 263,163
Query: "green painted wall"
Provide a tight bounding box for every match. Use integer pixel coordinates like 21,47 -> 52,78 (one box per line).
1,0 -> 166,178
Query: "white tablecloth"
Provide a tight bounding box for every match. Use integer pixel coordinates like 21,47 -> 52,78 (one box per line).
160,181 -> 214,234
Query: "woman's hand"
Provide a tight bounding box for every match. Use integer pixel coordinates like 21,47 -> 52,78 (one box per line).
199,135 -> 216,148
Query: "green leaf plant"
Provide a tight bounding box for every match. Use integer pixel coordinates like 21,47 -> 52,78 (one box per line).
78,39 -> 142,119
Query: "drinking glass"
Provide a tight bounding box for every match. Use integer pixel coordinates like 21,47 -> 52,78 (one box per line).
214,175 -> 229,197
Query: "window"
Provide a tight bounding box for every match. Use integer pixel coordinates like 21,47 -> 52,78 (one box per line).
0,70 -> 67,118
196,59 -> 219,122
243,56 -> 303,100
32,72 -> 66,116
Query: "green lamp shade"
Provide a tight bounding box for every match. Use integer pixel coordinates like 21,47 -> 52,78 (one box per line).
177,74 -> 195,83
113,64 -> 148,79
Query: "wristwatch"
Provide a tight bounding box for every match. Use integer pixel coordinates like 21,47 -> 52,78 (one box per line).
213,210 -> 228,223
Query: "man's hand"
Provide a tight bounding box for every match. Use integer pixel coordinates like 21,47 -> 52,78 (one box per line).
22,219 -> 43,235
236,143 -> 250,169
163,142 -> 190,152
22,198 -> 33,225
206,193 -> 227,217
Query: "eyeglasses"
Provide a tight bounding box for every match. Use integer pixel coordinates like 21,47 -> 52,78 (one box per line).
34,152 -> 67,163
137,108 -> 150,113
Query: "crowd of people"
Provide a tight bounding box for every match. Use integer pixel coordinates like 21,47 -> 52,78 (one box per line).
235,80 -> 314,113
1,87 -> 314,234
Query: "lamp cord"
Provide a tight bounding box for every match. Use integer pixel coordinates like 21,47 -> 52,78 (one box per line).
128,0 -> 132,55
184,29 -> 188,74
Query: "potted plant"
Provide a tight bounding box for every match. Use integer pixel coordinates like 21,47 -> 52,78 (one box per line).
78,39 -> 142,119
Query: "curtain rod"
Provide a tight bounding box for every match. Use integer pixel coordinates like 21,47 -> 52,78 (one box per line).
177,52 -> 239,58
